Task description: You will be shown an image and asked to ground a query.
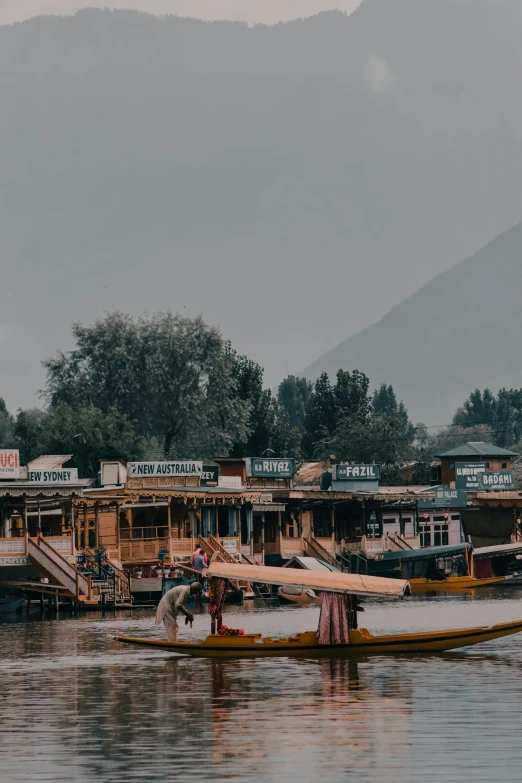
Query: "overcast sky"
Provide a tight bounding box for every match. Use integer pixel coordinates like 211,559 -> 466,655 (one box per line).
0,1 -> 361,26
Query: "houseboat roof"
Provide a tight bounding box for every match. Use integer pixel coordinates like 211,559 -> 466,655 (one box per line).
368,543 -> 470,563
207,562 -> 409,597
473,542 -> 522,558
282,556 -> 337,572
436,441 -> 518,458
27,454 -> 73,469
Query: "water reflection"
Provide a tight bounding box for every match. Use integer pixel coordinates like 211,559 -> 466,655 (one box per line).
2,594 -> 522,782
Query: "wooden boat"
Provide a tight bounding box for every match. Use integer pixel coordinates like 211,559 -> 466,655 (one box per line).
368,544 -> 506,592
0,594 -> 25,614
277,585 -> 321,605
117,620 -> 522,658
116,562 -> 522,657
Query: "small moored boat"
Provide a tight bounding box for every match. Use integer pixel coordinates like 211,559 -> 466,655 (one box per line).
116,562 -> 522,658
277,585 -> 321,605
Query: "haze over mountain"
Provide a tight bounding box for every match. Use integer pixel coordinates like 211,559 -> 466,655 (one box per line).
304,220 -> 522,424
1,1 -> 361,27
2,2 -> 522,412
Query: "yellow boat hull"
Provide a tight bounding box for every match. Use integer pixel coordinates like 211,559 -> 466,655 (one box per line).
409,576 -> 505,593
116,619 -> 522,658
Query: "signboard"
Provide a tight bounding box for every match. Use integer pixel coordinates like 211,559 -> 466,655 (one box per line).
28,468 -> 79,483
218,476 -> 242,489
201,465 -> 219,486
455,462 -> 487,491
418,487 -> 468,509
333,464 -> 381,481
479,471 -> 515,491
251,458 -> 295,479
222,539 -> 238,555
128,461 -> 203,478
0,449 -> 20,480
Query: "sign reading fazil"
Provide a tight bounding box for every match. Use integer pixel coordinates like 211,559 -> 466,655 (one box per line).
455,462 -> 487,491
479,471 -> 515,490
128,461 -> 203,477
334,464 -> 381,481
251,458 -> 295,479
418,487 -> 468,509
28,469 -> 79,483
0,449 -> 20,479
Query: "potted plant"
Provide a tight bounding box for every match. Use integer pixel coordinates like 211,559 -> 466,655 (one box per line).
163,564 -> 171,578
154,562 -> 163,578
135,567 -> 143,579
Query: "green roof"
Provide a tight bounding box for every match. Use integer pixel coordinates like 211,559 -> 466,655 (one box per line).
436,441 -> 518,458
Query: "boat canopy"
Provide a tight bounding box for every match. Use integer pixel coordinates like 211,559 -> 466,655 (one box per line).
474,543 -> 522,559
370,543 -> 470,563
207,562 -> 409,597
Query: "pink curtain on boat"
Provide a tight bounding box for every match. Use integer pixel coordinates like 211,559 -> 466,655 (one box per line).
209,577 -> 229,633
474,558 -> 493,579
318,591 -> 350,645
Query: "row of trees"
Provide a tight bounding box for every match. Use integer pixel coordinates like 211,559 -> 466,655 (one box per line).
3,310 -> 521,482
0,311 -> 421,479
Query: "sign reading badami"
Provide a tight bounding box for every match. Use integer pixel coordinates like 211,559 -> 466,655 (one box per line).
128,461 -> 203,478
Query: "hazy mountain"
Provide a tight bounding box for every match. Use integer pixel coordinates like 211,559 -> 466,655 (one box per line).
303,220 -> 522,424
2,3 -> 522,410
1,1 -> 361,27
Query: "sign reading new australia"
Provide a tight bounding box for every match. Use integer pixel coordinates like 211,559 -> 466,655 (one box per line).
128,461 -> 203,478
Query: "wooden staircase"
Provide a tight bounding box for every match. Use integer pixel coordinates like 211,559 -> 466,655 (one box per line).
28,536 -> 94,604
28,537 -> 132,606
198,535 -> 252,595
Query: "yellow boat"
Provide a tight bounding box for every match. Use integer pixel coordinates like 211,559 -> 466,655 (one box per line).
369,543 -> 506,592
116,562 -> 522,657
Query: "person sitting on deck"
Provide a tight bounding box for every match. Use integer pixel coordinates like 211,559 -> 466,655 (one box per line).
155,582 -> 202,642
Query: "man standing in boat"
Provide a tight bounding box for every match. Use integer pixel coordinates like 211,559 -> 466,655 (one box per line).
155,582 -> 202,641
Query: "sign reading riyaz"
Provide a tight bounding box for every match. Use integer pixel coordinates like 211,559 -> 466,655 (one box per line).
251,458 -> 295,479
479,471 -> 515,491
334,464 -> 381,481
28,469 -> 79,483
0,449 -> 20,479
128,461 -> 203,477
455,462 -> 487,491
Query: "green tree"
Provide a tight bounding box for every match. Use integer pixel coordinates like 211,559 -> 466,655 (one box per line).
230,354 -> 275,457
0,398 -> 15,448
40,404 -> 145,478
15,408 -> 49,464
277,376 -> 313,435
43,312 -> 251,459
303,372 -> 336,457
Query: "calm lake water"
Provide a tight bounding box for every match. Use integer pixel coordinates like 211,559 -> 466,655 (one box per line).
2,590 -> 522,783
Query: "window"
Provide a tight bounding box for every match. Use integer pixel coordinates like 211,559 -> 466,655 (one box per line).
486,463 -> 490,468
420,526 -> 431,547
502,462 -> 507,469
384,517 -> 397,525
451,514 -> 460,521
433,524 -> 449,547
433,515 -> 446,522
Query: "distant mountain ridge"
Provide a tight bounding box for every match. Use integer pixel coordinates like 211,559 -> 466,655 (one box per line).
303,221 -> 522,424
3,3 -> 522,409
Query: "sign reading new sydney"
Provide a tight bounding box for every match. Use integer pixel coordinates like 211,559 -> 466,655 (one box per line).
28,469 -> 79,483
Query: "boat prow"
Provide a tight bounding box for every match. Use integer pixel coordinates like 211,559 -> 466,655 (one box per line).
115,618 -> 522,658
